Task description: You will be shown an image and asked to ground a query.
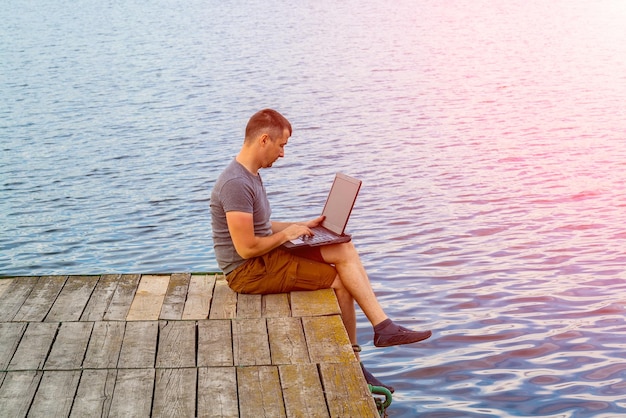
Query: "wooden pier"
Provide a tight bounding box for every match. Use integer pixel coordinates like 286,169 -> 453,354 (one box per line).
0,274 -> 379,417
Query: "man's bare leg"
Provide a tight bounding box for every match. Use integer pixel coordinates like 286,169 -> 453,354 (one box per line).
327,245 -> 398,393
331,275 -> 358,344
323,242 -> 388,326
322,242 -> 432,348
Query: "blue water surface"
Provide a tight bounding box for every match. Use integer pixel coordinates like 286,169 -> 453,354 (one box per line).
2,1 -> 626,416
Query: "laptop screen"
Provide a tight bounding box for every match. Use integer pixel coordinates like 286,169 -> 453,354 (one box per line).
321,173 -> 362,235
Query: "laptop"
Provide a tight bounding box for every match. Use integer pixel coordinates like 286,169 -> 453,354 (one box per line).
283,173 -> 362,249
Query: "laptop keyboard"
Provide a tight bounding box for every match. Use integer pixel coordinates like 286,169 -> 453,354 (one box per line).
303,228 -> 338,244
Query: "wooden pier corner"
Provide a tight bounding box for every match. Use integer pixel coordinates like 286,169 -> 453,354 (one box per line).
0,273 -> 380,417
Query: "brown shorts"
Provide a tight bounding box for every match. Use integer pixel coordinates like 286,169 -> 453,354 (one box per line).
226,247 -> 336,294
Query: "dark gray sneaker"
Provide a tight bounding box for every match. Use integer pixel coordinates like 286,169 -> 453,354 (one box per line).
374,327 -> 432,348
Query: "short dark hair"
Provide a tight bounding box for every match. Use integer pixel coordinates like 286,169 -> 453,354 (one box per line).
245,109 -> 292,142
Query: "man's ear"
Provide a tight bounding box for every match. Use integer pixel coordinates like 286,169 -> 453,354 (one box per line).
259,133 -> 270,145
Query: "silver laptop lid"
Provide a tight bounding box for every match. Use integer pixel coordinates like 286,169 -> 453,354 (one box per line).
321,173 -> 362,235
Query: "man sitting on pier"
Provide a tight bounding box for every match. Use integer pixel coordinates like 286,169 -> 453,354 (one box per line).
210,108 -> 432,391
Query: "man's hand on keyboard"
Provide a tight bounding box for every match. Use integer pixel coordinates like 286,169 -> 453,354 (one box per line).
304,215 -> 325,228
281,224 -> 313,242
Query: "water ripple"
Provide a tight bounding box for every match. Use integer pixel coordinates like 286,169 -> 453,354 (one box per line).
3,0 -> 626,416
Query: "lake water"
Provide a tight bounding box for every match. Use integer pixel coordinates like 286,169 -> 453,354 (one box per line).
2,0 -> 626,416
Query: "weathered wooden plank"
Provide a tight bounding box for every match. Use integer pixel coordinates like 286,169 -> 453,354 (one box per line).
109,368 -> 155,418
262,293 -> 291,317
197,319 -> 233,367
237,293 -> 262,318
126,274 -> 170,321
209,277 -> 237,319
0,278 -> 14,298
83,321 -> 125,369
267,317 -> 310,364
182,274 -> 216,320
319,362 -> 379,417
117,321 -> 158,368
279,364 -> 330,418
237,366 -> 286,418
8,322 -> 58,371
45,275 -> 99,322
0,371 -> 43,417
0,323 -> 27,370
156,321 -> 196,368
302,315 -> 355,364
153,368 -> 196,417
70,369 -> 116,417
45,322 -> 94,370
12,275 -> 66,322
0,276 -> 39,321
233,318 -> 271,366
0,274 -> 376,417
28,370 -> 81,417
197,367 -> 238,418
103,274 -> 141,321
159,272 -> 191,320
81,274 -> 121,321
291,288 -> 341,317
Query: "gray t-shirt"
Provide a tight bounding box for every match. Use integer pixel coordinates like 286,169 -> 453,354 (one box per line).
210,159 -> 272,274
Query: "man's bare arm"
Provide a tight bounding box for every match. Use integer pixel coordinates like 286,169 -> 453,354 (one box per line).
226,211 -> 315,259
